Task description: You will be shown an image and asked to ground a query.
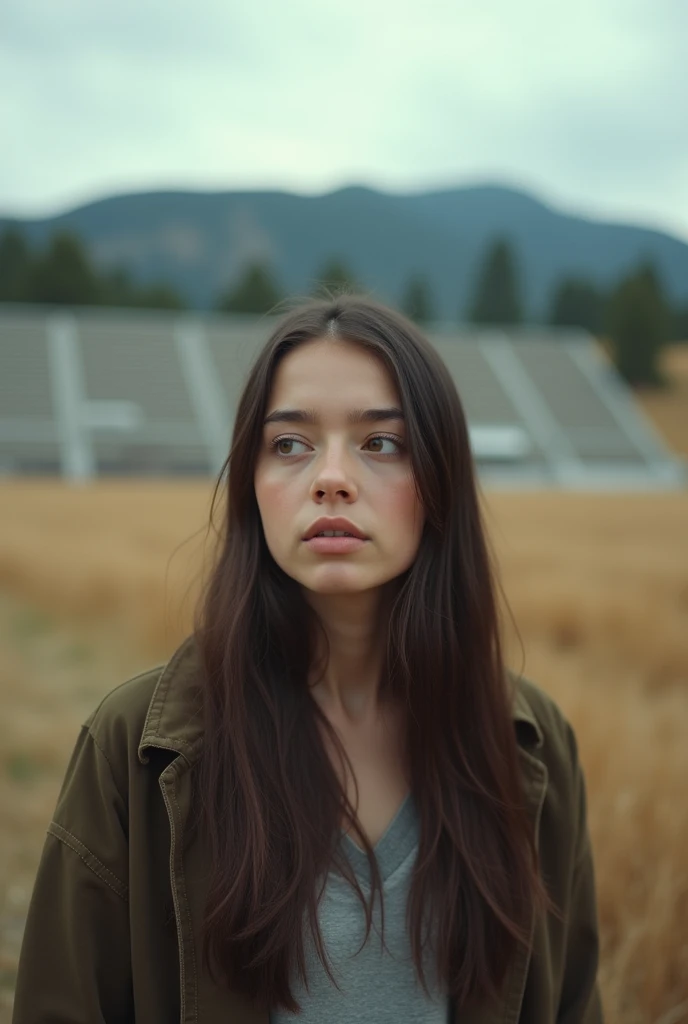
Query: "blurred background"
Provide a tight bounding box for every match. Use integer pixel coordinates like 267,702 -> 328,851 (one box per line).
1,2 -> 687,1021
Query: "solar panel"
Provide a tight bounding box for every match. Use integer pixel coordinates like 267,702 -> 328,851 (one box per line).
0,306 -> 684,489
0,310 -> 61,473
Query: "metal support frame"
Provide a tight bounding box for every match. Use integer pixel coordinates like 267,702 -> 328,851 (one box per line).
174,318 -> 231,475
46,312 -> 94,481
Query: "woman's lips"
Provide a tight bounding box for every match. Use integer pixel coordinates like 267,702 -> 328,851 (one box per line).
303,536 -> 368,554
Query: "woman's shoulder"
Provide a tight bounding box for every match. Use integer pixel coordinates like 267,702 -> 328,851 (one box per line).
507,671 -> 594,877
74,665 -> 167,787
84,665 -> 165,740
515,671 -> 574,731
81,635 -> 203,769
507,668 -> 583,781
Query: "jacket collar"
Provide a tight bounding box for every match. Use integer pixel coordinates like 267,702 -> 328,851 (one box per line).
138,636 -> 544,765
138,636 -> 205,765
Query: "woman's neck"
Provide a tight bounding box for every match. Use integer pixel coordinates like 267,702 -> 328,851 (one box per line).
305,585 -> 394,726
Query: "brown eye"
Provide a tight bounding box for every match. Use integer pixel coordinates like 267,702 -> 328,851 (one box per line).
269,436 -> 309,457
365,435 -> 404,455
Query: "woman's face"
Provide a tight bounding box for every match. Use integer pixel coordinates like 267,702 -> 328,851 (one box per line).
254,336 -> 425,597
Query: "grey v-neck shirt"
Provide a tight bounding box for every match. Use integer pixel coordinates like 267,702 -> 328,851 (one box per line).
270,791 -> 450,1022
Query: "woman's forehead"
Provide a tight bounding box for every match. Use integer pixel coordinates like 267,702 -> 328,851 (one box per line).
269,338 -> 398,404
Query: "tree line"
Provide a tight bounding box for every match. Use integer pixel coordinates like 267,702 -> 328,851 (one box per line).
0,228 -> 185,310
1,225 -> 686,386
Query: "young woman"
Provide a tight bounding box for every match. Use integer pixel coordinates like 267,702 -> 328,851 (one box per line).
12,295 -> 603,1023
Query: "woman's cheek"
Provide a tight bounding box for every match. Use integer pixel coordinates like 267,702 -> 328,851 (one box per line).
380,475 -> 423,529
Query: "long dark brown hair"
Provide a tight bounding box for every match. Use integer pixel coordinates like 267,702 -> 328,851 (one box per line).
190,292 -> 559,1014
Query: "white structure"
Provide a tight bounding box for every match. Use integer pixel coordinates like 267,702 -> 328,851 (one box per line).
0,305 -> 684,489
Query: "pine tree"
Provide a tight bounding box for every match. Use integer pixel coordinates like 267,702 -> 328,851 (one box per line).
606,261 -> 671,385
468,237 -> 523,325
401,273 -> 434,325
548,277 -> 606,334
0,226 -> 33,301
670,303 -> 688,342
101,266 -> 137,306
27,232 -> 102,305
217,262 -> 284,314
311,257 -> 359,297
102,266 -> 186,309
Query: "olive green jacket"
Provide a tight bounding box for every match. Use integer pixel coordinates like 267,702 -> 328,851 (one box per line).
12,636 -> 604,1023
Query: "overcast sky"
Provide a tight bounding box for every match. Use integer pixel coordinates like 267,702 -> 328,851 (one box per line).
2,0 -> 687,240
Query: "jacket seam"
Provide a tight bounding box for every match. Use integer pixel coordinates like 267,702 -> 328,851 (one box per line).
47,821 -> 129,901
86,726 -> 128,806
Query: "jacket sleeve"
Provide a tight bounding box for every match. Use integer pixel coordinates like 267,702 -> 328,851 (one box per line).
556,720 -> 604,1024
12,723 -> 134,1024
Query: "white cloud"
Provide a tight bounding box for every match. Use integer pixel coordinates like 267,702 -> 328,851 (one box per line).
1,0 -> 686,240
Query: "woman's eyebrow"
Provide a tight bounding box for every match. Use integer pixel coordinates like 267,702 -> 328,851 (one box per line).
263,407 -> 405,426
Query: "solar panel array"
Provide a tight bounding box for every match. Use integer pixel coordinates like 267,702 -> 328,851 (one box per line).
0,305 -> 684,489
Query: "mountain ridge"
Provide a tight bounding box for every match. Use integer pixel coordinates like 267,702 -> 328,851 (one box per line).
2,183 -> 687,317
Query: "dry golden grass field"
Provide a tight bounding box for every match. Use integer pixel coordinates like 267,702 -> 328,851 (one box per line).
634,344 -> 688,458
0,344 -> 687,1023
